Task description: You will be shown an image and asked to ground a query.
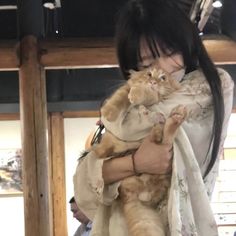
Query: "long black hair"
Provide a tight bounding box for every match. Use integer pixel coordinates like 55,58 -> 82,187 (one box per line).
115,0 -> 224,178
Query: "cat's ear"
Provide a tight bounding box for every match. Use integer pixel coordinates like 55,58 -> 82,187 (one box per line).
128,69 -> 138,75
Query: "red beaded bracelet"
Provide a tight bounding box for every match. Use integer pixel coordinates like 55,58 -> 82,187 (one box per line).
131,152 -> 141,176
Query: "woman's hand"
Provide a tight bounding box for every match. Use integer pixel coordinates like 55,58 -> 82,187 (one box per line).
102,133 -> 173,184
133,134 -> 173,175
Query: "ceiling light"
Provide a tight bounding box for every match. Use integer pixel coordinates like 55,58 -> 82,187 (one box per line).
212,0 -> 223,8
0,5 -> 17,10
43,0 -> 55,9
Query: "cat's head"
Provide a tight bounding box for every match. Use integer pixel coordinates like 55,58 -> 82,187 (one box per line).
128,66 -> 181,99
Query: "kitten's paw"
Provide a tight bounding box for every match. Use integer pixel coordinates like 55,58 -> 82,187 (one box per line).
138,105 -> 149,115
101,105 -> 120,122
128,88 -> 143,104
169,105 -> 187,125
162,105 -> 187,144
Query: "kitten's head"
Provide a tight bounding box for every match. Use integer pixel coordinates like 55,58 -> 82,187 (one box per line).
128,66 -> 180,100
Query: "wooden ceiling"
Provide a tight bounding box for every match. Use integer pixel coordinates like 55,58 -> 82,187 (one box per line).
0,0 -> 235,39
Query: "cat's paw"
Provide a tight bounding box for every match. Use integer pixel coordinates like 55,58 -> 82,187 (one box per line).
128,87 -> 143,104
162,105 -> 187,144
101,105 -> 120,122
169,105 -> 187,125
138,105 -> 149,115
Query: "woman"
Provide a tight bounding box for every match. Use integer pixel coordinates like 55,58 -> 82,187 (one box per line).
74,0 -> 234,235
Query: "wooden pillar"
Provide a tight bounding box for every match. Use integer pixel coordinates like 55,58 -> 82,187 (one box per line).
48,113 -> 68,236
19,36 -> 52,236
18,0 -> 52,235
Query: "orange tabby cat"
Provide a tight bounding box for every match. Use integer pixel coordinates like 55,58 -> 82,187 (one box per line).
93,67 -> 187,236
101,67 -> 181,123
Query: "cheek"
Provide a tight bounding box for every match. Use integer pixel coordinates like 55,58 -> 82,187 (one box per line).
157,58 -> 174,73
172,54 -> 184,67
158,55 -> 184,73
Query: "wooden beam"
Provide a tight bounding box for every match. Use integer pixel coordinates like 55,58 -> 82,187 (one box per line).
40,38 -> 236,68
203,38 -> 236,65
0,113 -> 20,120
0,37 -> 236,70
19,35 -> 52,236
62,110 -> 99,118
40,38 -> 117,69
0,41 -> 19,70
0,38 -> 117,70
48,113 -> 68,236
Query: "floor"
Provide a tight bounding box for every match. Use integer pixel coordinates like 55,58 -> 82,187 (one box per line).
211,160 -> 236,235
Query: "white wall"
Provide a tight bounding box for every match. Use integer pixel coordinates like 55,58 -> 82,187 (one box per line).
64,117 -> 98,236
0,121 -> 24,236
224,113 -> 236,148
0,118 -> 98,236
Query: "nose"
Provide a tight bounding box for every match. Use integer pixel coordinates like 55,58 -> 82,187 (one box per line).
150,80 -> 157,85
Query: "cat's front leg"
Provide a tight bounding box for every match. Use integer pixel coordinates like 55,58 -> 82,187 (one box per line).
101,84 -> 131,121
162,105 -> 187,144
101,103 -> 121,122
128,86 -> 145,105
93,132 -> 115,158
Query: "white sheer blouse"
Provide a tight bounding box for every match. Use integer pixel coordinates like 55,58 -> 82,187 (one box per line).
74,68 -> 234,236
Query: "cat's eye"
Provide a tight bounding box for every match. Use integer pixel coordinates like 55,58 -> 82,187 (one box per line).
159,75 -> 166,81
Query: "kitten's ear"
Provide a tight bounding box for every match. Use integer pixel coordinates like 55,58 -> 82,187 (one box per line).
128,69 -> 137,75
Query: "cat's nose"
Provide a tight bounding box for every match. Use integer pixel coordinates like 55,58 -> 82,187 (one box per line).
150,80 -> 157,85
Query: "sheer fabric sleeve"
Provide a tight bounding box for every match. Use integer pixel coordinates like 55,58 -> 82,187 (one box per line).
73,151 -> 120,220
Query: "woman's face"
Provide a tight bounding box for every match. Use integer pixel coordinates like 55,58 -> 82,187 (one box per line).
138,39 -> 185,76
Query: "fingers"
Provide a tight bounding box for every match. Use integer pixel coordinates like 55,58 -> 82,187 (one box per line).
135,137 -> 173,175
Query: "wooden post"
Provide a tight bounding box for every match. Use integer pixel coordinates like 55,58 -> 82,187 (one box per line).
48,113 -> 68,236
18,0 -> 52,235
19,36 -> 52,236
